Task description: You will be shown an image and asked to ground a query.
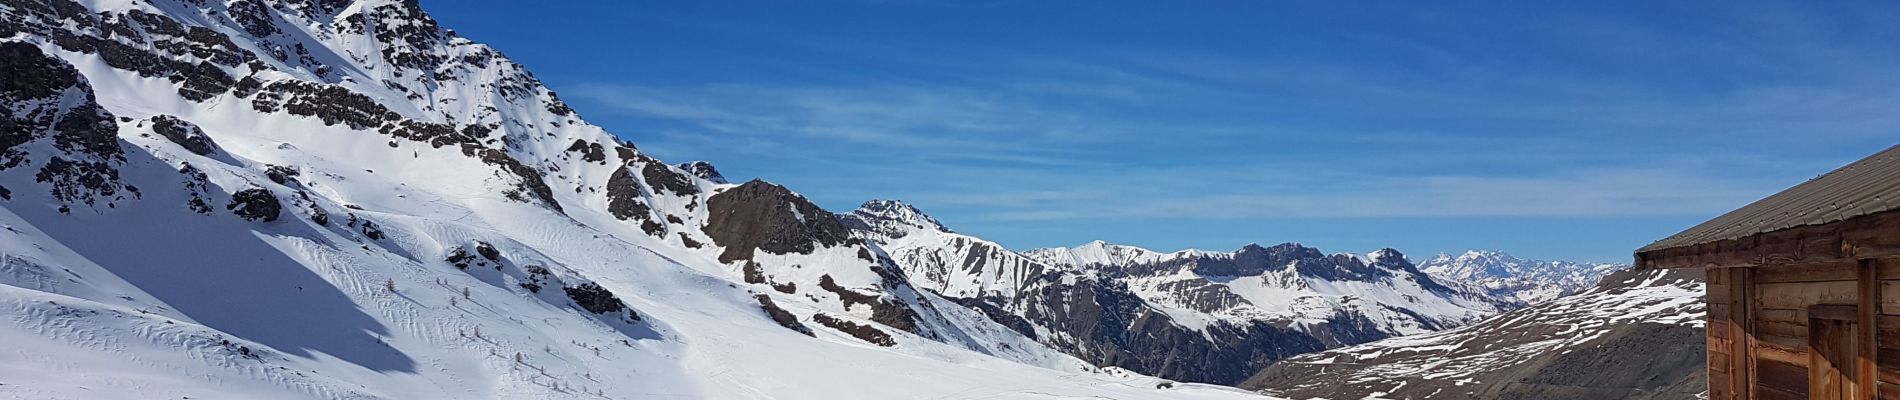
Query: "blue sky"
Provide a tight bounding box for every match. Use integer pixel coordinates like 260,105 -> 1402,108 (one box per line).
427,1 -> 1900,263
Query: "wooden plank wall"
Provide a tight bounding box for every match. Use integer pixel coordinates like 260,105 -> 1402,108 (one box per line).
1708,266 -> 1750,399
1875,258 -> 1900,398
1723,258 -> 1900,399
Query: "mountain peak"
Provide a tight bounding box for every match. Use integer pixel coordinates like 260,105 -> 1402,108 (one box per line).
1023,240 -> 1172,269
842,200 -> 951,240
1368,248 -> 1408,263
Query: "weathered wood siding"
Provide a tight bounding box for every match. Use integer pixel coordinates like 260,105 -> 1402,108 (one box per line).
1706,258 -> 1900,400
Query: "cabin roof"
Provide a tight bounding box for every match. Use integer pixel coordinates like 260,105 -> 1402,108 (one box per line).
1639,144 -> 1900,254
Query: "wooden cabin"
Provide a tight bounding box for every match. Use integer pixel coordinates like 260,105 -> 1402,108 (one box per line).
1637,144 -> 1900,400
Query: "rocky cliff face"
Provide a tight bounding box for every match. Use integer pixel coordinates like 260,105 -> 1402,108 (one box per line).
1243,267 -> 1705,400
0,40 -> 131,213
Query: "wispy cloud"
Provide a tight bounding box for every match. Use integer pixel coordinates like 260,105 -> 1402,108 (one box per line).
570,83 -> 1095,151
867,160 -> 1785,222
558,1 -> 1898,229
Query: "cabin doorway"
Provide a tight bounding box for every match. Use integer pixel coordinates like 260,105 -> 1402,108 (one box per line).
1810,304 -> 1864,399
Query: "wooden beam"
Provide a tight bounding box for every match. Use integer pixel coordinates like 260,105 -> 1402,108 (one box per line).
1760,281 -> 1858,310
1755,260 -> 1860,283
1757,339 -> 1810,366
1860,259 -> 1878,400
1814,304 -> 1860,322
1732,268 -> 1753,400
1636,209 -> 1900,270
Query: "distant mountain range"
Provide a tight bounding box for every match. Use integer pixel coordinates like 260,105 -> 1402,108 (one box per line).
847,199 -> 1629,385
1418,250 -> 1628,305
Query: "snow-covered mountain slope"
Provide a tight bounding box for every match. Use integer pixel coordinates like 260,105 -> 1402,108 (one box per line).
1243,267 -> 1705,400
1418,250 -> 1628,305
0,1 -> 1281,398
847,200 -> 1505,385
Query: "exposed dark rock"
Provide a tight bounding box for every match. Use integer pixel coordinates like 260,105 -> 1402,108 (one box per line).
1,41 -> 130,209
36,157 -> 127,207
818,274 -> 920,334
360,1 -> 447,72
755,294 -> 812,336
544,91 -> 575,116
742,262 -> 767,284
1,40 -> 120,163
360,219 -> 385,240
224,0 -> 280,38
519,265 -> 552,293
232,75 -> 262,97
604,166 -> 650,221
641,159 -> 697,195
459,144 -> 560,212
444,242 -> 503,270
945,296 -> 1037,340
565,139 -> 605,163
13,5 -> 248,102
0,40 -> 81,103
445,246 -> 476,270
676,160 -> 727,184
178,163 -> 213,214
264,164 -> 299,185
291,191 -> 328,226
308,205 -> 328,225
564,282 -> 630,316
613,145 -> 637,162
474,241 -> 501,261
149,115 -> 217,155
818,275 -> 877,308
171,60 -> 235,102
678,233 -> 702,248
812,313 -> 895,347
459,123 -> 493,140
249,80 -> 399,129
225,187 -> 281,222
702,180 -> 851,263
382,120 -> 470,148
639,220 -> 664,236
